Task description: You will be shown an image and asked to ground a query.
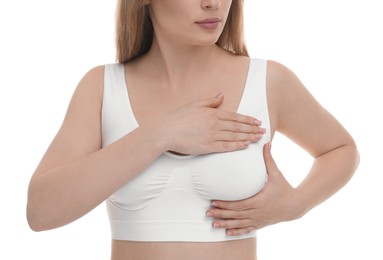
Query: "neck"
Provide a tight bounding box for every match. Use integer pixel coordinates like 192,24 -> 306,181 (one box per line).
142,35 -> 226,90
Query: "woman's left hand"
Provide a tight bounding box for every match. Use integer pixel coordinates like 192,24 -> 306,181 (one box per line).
207,143 -> 305,236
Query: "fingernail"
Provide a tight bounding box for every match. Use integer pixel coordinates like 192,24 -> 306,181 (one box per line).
227,230 -> 233,236
213,222 -> 220,228
254,119 -> 262,125
254,134 -> 263,139
211,201 -> 219,207
250,134 -> 262,142
260,128 -> 266,134
206,211 -> 214,217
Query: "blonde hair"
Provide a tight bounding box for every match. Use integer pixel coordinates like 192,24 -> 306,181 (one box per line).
115,0 -> 248,64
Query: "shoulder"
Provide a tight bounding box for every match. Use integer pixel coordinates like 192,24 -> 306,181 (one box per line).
76,65 -> 105,88
59,65 -> 107,122
247,58 -> 298,89
79,65 -> 105,87
72,65 -> 106,102
264,60 -> 308,103
263,60 -> 310,133
266,60 -> 300,89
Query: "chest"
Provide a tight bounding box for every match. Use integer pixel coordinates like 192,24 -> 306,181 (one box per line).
102,58 -> 271,211
124,67 -> 249,126
110,142 -> 268,211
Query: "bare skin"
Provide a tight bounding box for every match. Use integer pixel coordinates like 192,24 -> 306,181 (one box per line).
27,0 -> 359,259
111,239 -> 257,260
26,49 -> 358,259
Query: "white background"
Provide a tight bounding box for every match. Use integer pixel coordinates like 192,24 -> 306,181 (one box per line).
1,0 -> 382,259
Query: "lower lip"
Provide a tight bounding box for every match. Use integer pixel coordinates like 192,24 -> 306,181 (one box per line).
196,21 -> 220,30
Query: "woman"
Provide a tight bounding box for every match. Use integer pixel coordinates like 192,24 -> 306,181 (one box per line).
27,0 -> 359,259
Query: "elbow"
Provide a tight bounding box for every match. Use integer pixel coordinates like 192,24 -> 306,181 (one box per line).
27,221 -> 45,233
27,205 -> 68,232
27,196 -> 76,232
26,179 -> 58,232
26,193 -> 58,232
341,139 -> 360,183
349,139 -> 360,174
26,203 -> 49,232
27,214 -> 44,232
26,187 -> 47,231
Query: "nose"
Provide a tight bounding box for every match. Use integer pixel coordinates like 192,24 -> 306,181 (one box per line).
202,0 -> 221,9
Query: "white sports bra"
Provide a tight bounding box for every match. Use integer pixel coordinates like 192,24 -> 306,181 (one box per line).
102,58 -> 270,242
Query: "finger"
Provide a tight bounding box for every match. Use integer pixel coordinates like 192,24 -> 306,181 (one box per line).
212,219 -> 253,230
263,142 -> 278,173
217,121 -> 266,134
226,226 -> 257,236
214,132 -> 263,143
207,208 -> 247,220
211,199 -> 251,211
197,93 -> 224,108
218,110 -> 262,126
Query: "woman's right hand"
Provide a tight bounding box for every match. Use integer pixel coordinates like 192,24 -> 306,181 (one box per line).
151,94 -> 266,155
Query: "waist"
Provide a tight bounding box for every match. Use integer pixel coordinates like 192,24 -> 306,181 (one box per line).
111,238 -> 257,260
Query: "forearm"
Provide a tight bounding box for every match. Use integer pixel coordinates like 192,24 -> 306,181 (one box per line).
27,126 -> 164,231
294,142 -> 359,217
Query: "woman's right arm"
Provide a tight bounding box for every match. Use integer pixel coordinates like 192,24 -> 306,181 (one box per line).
27,66 -> 263,231
27,66 -> 160,231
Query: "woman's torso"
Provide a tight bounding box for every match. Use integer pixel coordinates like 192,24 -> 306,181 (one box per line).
102,54 -> 273,260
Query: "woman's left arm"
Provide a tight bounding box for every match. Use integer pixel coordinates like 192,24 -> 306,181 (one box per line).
207,61 -> 360,236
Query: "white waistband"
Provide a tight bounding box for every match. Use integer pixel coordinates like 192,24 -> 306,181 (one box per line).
109,219 -> 256,242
